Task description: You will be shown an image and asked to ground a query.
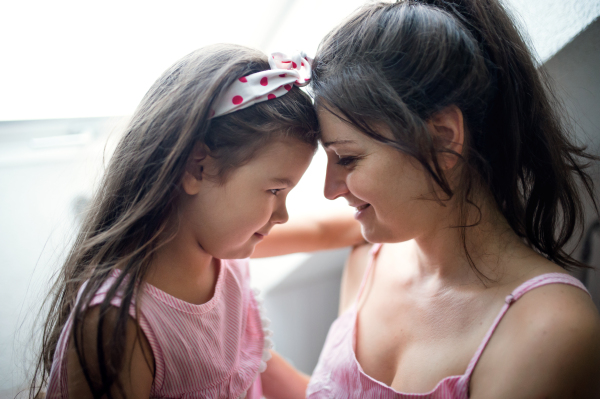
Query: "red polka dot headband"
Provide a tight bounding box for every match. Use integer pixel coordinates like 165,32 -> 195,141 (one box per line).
211,51 -> 312,118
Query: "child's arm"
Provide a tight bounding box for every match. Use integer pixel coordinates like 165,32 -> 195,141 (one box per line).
66,306 -> 154,398
261,350 -> 310,399
252,211 -> 364,258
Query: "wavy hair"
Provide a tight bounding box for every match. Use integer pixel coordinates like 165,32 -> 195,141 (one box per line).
311,0 -> 598,274
31,44 -> 318,398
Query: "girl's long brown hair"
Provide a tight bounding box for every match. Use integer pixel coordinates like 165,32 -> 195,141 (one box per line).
31,44 -> 318,398
311,0 -> 598,274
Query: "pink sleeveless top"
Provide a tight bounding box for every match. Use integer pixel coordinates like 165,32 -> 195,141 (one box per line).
307,244 -> 589,399
47,258 -> 272,399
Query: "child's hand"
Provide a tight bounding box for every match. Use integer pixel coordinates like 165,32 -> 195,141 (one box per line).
260,350 -> 310,399
252,211 -> 365,258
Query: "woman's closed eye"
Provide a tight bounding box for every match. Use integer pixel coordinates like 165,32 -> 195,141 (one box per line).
336,156 -> 359,167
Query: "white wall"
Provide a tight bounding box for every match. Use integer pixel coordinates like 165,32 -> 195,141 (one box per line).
503,0 -> 600,62
260,248 -> 350,374
544,18 -> 600,307
0,118 -> 123,398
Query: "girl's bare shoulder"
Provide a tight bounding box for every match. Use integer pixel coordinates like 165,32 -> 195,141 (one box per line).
66,306 -> 155,398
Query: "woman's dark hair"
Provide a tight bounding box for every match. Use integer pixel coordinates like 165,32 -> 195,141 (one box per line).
31,44 -> 318,398
311,0 -> 598,272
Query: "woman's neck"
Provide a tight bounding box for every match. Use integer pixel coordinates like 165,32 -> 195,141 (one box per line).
409,193 -> 528,287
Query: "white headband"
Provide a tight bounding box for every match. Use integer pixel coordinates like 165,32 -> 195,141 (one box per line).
211,51 -> 312,118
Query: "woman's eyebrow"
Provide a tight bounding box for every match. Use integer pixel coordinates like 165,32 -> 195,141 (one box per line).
322,139 -> 356,148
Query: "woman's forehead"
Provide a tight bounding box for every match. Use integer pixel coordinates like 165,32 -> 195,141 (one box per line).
318,109 -> 395,148
317,109 -> 363,142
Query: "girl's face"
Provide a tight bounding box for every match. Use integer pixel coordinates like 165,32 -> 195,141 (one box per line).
319,108 -> 447,243
184,138 -> 314,260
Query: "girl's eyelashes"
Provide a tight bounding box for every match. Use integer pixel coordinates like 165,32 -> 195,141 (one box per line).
269,188 -> 283,195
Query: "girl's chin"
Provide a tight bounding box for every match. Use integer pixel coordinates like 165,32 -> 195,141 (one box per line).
210,243 -> 256,260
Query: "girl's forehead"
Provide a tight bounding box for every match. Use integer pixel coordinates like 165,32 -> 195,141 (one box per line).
237,138 -> 314,178
258,137 -> 315,158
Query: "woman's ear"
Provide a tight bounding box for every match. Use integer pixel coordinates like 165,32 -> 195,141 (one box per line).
181,143 -> 209,195
427,105 -> 465,170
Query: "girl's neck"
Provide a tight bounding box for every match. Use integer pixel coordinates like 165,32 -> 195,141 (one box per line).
146,221 -> 220,305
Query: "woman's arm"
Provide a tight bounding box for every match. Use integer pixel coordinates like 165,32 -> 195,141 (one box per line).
261,350 -> 310,399
470,283 -> 600,398
338,243 -> 373,315
252,212 -> 364,258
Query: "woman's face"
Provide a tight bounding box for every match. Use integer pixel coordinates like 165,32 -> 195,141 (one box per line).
319,108 -> 447,243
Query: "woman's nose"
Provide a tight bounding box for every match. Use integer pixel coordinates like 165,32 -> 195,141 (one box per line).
324,163 -> 348,200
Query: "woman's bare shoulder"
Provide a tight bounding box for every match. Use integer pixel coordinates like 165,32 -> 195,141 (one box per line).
338,243 -> 374,315
471,270 -> 600,398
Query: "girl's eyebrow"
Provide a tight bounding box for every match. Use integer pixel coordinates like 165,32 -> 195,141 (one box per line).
322,139 -> 356,148
270,177 -> 293,187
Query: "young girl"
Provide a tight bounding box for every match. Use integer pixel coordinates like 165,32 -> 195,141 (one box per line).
30,44 -> 352,399
305,0 -> 600,398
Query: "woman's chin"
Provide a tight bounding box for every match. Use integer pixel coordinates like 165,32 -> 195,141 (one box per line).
360,222 -> 407,244
360,225 -> 383,244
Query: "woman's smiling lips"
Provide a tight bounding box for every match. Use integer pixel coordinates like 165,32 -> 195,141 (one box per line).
351,203 -> 371,219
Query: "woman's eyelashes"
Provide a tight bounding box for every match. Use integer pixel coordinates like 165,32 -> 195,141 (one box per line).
336,155 -> 360,167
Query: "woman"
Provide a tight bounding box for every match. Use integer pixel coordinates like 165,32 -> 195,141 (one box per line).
303,0 -> 600,397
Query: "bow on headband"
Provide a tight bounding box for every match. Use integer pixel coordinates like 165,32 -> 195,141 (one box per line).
211,51 -> 312,118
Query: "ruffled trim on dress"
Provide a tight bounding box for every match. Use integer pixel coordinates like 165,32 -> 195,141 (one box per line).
252,288 -> 273,373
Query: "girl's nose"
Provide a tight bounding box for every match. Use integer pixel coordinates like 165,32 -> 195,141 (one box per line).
324,163 -> 348,200
271,200 -> 289,225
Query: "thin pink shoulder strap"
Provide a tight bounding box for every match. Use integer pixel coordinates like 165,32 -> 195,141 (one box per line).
463,272 -> 589,379
355,243 -> 384,304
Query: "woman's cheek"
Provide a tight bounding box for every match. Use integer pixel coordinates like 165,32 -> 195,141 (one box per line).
346,169 -> 365,192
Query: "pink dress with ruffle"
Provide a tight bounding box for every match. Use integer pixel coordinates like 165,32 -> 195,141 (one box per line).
47,258 -> 272,399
